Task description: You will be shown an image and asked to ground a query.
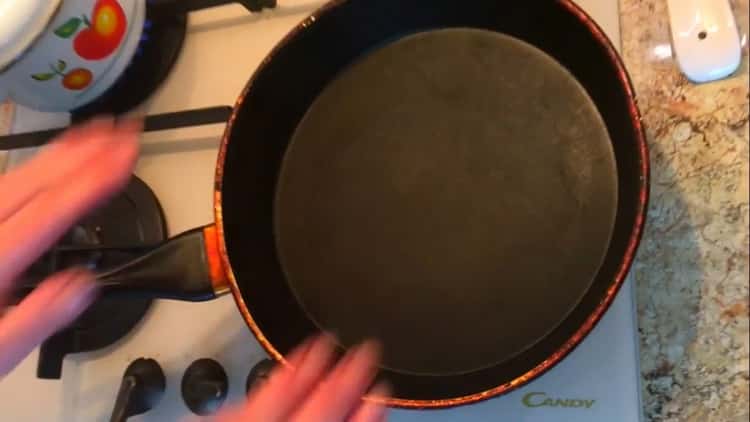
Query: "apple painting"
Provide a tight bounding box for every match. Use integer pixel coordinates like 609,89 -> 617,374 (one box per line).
53,0 -> 128,61
31,60 -> 94,91
62,68 -> 95,90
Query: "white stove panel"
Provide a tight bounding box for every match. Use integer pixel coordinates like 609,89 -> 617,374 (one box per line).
0,1 -> 640,421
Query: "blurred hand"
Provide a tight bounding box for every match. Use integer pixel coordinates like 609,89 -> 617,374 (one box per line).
214,335 -> 389,422
0,118 -> 389,421
0,117 -> 140,377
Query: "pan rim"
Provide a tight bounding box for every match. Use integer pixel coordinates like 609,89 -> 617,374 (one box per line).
213,0 -> 650,409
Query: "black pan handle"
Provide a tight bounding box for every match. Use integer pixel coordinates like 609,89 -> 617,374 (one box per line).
97,225 -> 230,301
0,106 -> 233,151
148,0 -> 277,14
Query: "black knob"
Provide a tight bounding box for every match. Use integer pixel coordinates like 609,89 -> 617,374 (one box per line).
246,359 -> 275,394
109,358 -> 166,422
181,359 -> 229,415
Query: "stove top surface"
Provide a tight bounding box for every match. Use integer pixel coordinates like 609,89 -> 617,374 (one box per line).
0,1 -> 640,421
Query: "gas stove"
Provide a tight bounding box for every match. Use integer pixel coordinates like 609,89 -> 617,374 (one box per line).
0,1 -> 642,421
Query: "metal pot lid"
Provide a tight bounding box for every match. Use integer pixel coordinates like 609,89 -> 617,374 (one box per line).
0,0 -> 62,71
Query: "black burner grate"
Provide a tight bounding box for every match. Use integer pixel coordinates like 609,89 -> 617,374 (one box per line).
20,176 -> 167,379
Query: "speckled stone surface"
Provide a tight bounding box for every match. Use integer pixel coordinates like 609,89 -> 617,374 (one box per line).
619,0 -> 749,421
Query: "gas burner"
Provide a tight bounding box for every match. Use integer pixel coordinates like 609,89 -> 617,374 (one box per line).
24,176 -> 167,379
70,1 -> 188,122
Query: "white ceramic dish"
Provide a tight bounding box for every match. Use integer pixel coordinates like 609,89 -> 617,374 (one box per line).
0,0 -> 145,111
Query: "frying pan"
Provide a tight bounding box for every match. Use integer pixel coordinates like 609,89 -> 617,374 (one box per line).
74,0 -> 647,408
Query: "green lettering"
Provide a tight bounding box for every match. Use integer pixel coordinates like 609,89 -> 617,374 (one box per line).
522,393 -> 596,409
522,392 -> 547,408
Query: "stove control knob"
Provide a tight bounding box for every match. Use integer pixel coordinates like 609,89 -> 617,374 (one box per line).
109,358 -> 166,422
246,359 -> 275,394
182,359 -> 229,415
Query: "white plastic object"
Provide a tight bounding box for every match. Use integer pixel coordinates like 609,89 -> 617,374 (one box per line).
0,0 -> 62,71
666,0 -> 742,83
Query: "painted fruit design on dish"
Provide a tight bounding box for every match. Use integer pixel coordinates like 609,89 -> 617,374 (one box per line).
54,0 -> 128,60
31,60 -> 93,91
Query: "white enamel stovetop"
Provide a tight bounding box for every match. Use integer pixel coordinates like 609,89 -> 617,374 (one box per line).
0,1 -> 642,421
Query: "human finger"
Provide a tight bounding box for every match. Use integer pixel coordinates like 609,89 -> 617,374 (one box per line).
245,334 -> 336,421
348,382 -> 391,422
0,269 -> 97,377
292,340 -> 381,422
0,119 -> 140,291
212,334 -> 329,422
0,117 -> 116,222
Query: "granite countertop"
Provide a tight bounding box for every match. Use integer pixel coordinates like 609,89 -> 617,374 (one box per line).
619,0 -> 749,420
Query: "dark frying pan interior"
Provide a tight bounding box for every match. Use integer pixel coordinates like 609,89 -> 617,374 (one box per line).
220,0 -> 646,401
274,29 -> 617,376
